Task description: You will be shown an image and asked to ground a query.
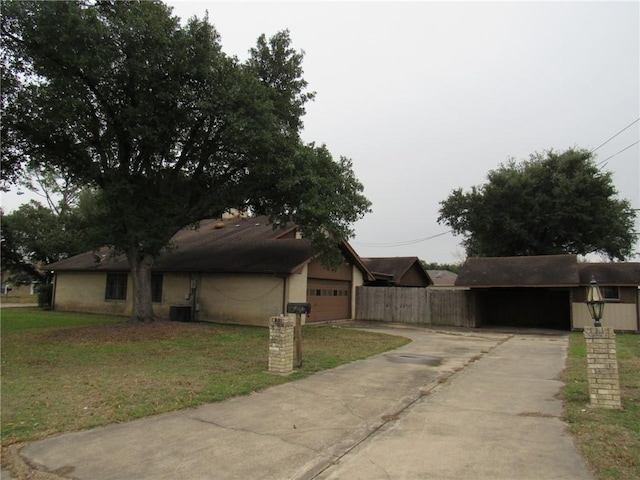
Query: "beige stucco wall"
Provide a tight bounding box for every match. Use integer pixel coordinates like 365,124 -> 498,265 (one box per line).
53,271 -> 132,316
195,273 -> 285,326
351,265 -> 364,318
53,261 -> 367,326
572,302 -> 639,332
152,273 -> 193,319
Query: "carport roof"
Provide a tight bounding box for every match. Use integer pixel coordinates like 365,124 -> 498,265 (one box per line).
455,254 -> 580,287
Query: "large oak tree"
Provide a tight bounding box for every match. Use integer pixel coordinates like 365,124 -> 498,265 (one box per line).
438,148 -> 637,260
1,1 -> 371,321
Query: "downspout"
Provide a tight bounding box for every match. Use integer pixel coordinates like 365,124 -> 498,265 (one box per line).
281,275 -> 287,315
636,286 -> 639,332
188,274 -> 199,322
51,271 -> 57,310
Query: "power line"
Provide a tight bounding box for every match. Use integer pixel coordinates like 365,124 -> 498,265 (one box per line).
597,140 -> 640,169
590,117 -> 639,154
353,230 -> 453,248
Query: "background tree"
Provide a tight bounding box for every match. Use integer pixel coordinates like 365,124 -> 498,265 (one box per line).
438,148 -> 637,260
420,261 -> 463,274
1,190 -> 100,284
1,1 -> 371,321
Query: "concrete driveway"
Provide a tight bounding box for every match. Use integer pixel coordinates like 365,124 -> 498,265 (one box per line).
8,323 -> 593,480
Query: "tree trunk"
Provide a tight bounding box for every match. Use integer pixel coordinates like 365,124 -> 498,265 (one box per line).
127,247 -> 156,322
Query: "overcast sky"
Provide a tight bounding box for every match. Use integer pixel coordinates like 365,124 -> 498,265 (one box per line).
2,1 -> 638,263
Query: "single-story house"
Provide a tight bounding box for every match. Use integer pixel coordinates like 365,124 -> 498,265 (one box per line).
47,215 -> 374,326
361,257 -> 432,287
455,254 -> 639,332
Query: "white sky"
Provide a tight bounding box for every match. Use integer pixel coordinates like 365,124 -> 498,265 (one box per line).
2,1 -> 639,263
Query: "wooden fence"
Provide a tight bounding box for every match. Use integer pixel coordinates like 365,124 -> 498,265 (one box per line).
355,286 -> 473,328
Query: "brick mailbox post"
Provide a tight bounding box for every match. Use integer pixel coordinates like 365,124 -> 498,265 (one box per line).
268,316 -> 295,375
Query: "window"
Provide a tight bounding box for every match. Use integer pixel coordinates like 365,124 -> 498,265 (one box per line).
306,288 -> 349,297
105,274 -> 128,300
601,286 -> 620,301
151,274 -> 163,303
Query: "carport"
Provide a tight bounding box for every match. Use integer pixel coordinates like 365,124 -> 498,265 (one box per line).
457,255 -> 579,330
471,287 -> 571,329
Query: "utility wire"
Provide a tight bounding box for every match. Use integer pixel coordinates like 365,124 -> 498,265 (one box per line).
597,140 -> 640,169
590,117 -> 639,154
354,230 -> 453,248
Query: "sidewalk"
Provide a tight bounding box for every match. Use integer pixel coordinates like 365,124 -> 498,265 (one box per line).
11,325 -> 592,479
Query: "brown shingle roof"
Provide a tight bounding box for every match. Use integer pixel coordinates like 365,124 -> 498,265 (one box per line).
361,257 -> 431,286
455,254 -> 579,287
578,262 -> 640,286
48,216 -> 316,274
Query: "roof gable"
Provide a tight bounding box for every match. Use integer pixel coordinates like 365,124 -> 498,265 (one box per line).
362,257 -> 431,286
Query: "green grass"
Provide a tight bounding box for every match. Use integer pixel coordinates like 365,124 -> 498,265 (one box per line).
0,308 -> 409,447
560,332 -> 640,479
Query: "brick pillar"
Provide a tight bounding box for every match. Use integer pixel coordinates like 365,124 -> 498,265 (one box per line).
583,326 -> 622,409
269,316 -> 295,375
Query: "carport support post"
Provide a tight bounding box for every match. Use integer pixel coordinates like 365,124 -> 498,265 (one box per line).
583,326 -> 622,409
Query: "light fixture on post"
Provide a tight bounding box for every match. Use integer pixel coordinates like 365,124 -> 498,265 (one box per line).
586,277 -> 605,327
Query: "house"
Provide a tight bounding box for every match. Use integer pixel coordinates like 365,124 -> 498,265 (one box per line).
47,215 -> 374,326
1,269 -> 39,298
455,254 -> 639,332
426,270 -> 458,287
361,257 -> 432,287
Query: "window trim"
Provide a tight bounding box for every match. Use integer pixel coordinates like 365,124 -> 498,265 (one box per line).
601,286 -> 620,301
105,273 -> 128,301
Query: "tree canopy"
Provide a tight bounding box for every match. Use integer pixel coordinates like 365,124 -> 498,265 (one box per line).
1,1 -> 371,320
438,148 -> 637,260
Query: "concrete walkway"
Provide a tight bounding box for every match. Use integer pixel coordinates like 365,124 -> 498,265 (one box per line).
9,324 -> 593,480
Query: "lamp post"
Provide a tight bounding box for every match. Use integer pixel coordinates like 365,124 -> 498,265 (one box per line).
583,276 -> 621,408
585,277 -> 605,327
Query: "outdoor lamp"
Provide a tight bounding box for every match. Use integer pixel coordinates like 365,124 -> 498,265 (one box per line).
586,277 -> 605,327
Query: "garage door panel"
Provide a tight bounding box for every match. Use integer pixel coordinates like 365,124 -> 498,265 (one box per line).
307,279 -> 350,322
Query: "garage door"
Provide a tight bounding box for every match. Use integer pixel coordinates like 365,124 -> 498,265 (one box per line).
306,279 -> 350,322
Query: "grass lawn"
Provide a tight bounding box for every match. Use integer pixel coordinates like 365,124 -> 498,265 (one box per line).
1,308 -> 410,447
0,296 -> 38,305
560,332 -> 640,480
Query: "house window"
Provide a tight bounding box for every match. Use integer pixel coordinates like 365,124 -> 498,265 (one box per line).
151,274 -> 163,303
105,274 -> 128,300
601,286 -> 620,301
